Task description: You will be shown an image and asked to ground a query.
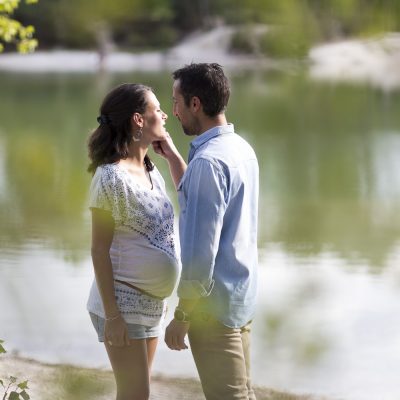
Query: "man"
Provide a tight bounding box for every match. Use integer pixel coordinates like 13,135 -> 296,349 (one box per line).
163,63 -> 259,400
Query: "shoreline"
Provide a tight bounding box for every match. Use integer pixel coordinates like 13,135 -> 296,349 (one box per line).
2,29 -> 400,90
0,49 -> 275,74
0,26 -> 276,74
0,354 -> 330,400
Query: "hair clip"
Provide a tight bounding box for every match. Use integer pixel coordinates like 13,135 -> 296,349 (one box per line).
97,114 -> 110,125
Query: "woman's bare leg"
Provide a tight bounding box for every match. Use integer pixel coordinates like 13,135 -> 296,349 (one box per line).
105,339 -> 150,400
146,337 -> 158,372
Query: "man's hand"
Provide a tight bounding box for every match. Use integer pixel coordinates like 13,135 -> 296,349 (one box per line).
164,319 -> 190,351
152,133 -> 187,189
152,133 -> 179,160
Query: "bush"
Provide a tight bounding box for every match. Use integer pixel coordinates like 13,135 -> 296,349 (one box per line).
229,24 -> 269,55
0,340 -> 31,400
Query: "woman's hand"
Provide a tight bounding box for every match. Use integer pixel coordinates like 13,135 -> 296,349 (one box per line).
104,315 -> 130,347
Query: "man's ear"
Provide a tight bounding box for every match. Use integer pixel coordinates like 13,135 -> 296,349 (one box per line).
132,112 -> 144,127
191,96 -> 201,112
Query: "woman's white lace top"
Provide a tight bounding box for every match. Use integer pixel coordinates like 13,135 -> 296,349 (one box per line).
90,163 -> 178,261
86,163 -> 180,326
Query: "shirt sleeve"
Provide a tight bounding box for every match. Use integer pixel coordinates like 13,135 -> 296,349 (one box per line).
89,167 -> 112,211
88,166 -> 125,223
177,158 -> 228,299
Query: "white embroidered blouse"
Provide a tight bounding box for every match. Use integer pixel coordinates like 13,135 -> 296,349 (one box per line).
86,163 -> 180,325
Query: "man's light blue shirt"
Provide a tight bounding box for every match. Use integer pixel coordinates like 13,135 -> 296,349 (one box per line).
177,124 -> 259,328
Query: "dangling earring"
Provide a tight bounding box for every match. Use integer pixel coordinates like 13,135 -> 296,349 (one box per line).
132,127 -> 143,142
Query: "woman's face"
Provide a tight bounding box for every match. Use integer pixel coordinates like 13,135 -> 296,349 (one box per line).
141,91 -> 168,142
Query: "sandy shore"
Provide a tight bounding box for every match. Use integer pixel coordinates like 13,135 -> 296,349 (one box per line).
309,32 -> 400,91
0,355 -> 330,400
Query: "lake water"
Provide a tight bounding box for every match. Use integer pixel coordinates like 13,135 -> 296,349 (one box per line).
1,70 -> 400,400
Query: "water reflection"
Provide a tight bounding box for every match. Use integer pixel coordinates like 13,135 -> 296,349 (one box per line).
253,248 -> 400,400
230,72 -> 400,266
1,70 -> 399,267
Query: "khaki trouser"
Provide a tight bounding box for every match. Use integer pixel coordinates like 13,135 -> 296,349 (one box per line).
188,313 -> 256,400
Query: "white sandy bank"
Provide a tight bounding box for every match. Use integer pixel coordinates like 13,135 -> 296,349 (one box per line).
309,33 -> 400,91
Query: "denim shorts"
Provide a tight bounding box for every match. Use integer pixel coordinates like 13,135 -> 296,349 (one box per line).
89,312 -> 162,341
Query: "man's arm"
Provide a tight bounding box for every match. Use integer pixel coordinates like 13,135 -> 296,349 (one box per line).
178,158 -> 227,298
152,133 -> 187,189
165,158 -> 228,350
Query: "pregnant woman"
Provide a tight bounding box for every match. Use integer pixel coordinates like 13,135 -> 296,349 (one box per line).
86,83 -> 182,400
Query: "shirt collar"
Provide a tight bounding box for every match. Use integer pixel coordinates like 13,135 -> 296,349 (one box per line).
188,124 -> 234,162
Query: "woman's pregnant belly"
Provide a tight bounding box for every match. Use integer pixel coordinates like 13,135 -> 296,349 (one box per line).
110,231 -> 180,298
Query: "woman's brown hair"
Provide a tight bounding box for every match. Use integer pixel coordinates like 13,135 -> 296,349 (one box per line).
87,83 -> 154,174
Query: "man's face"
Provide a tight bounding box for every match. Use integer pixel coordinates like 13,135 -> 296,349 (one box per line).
172,80 -> 200,136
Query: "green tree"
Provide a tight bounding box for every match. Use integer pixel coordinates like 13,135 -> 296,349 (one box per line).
0,0 -> 38,53
224,0 -> 400,58
15,0 -> 175,50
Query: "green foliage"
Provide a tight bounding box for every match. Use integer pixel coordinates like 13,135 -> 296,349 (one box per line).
9,0 -> 400,55
0,340 -> 6,354
0,341 -> 31,400
229,24 -> 268,55
219,0 -> 400,58
15,0 -> 176,50
0,0 -> 38,52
